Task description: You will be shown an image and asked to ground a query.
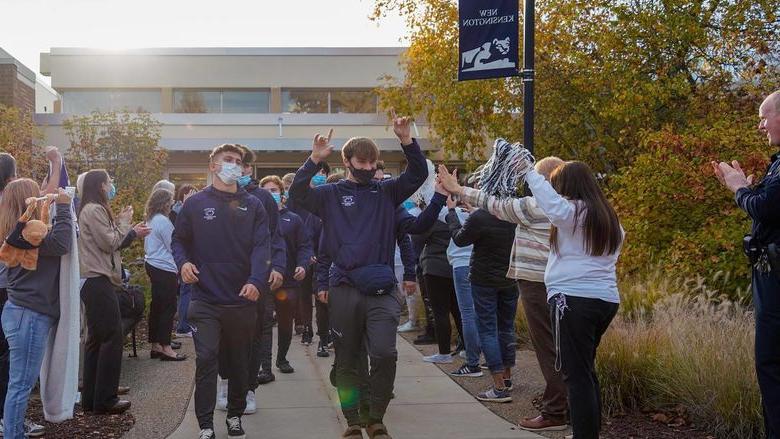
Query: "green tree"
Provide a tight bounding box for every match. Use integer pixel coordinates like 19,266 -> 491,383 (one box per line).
0,104 -> 46,179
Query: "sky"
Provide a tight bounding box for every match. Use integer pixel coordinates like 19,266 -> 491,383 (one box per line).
0,0 -> 410,86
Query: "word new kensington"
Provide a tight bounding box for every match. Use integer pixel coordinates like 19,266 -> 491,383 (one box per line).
462,8 -> 515,27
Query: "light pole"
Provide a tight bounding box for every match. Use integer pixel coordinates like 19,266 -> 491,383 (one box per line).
522,0 -> 535,155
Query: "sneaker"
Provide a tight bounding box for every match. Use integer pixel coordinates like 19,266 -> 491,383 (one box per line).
199,428 -> 216,439
174,331 -> 193,338
518,414 -> 568,431
504,378 -> 514,391
256,369 -> 276,385
397,320 -> 416,333
422,353 -> 453,364
450,364 -> 484,377
244,390 -> 256,415
317,339 -> 330,358
476,386 -> 512,403
413,333 -> 436,345
301,330 -> 313,346
479,362 -> 489,370
458,350 -> 467,359
24,419 -> 45,437
225,416 -> 246,439
216,378 -> 228,411
277,361 -> 295,374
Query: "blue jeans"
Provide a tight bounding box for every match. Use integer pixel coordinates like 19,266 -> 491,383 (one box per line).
452,266 -> 481,367
176,283 -> 192,334
1,301 -> 54,439
471,283 -> 519,374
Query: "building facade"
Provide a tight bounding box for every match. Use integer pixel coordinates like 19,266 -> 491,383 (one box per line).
0,48 -> 36,114
35,47 -> 437,187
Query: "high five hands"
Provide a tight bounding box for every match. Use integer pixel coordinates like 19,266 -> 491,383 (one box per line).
390,109 -> 413,146
711,160 -> 755,193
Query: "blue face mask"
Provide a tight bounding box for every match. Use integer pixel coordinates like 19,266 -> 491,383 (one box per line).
402,199 -> 416,210
311,174 -> 327,186
237,175 -> 252,188
271,193 -> 282,205
108,183 -> 117,201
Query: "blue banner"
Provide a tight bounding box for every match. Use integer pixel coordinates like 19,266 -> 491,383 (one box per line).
458,0 -> 520,81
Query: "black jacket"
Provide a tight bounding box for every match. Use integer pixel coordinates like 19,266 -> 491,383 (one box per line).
446,208 -> 515,288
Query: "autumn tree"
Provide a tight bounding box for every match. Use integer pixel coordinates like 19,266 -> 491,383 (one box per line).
0,104 -> 46,179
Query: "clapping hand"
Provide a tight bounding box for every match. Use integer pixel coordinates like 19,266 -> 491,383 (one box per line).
311,129 -> 334,164
711,160 -> 754,193
391,109 -> 413,146
437,165 -> 462,195
117,206 -> 133,225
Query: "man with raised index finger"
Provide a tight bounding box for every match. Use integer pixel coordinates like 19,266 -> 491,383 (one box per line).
288,112 -> 428,439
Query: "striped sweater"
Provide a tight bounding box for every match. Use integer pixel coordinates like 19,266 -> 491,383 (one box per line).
459,186 -> 551,282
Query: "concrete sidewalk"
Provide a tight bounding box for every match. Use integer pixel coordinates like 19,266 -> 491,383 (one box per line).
168,333 -> 541,439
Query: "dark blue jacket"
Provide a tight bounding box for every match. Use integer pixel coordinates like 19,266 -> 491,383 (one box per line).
736,152 -> 780,246
172,186 -> 271,305
245,182 -> 287,273
289,198 -> 324,257
289,139 -> 428,288
314,192 -> 446,291
278,208 -> 314,288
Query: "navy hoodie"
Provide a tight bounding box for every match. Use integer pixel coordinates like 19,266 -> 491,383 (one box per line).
277,208 -> 314,288
289,139 -> 428,288
172,186 -> 271,305
245,182 -> 287,273
288,197 -> 323,257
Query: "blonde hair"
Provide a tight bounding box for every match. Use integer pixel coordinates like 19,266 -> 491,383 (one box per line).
145,188 -> 174,222
535,156 -> 564,179
0,179 -> 41,241
259,175 -> 284,193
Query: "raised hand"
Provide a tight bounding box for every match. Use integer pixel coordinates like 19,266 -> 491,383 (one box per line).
311,129 -> 335,164
437,164 -> 462,195
117,206 -> 133,225
55,188 -> 71,205
713,160 -> 754,193
391,109 -> 413,145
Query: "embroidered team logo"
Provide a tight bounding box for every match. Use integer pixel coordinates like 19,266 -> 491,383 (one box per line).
203,208 -> 216,220
341,195 -> 355,207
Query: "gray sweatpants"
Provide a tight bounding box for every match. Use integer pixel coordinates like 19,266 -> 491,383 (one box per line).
329,284 -> 402,425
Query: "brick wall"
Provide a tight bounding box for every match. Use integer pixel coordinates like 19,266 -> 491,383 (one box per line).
0,64 -> 35,114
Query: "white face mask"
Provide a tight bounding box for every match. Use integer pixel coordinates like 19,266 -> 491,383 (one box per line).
217,162 -> 242,185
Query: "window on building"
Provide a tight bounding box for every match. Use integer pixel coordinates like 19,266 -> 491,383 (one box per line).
173,90 -> 270,113
282,89 -> 378,114
168,171 -> 208,189
63,90 -> 161,114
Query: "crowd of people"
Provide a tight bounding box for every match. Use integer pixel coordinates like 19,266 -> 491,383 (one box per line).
0,90 -> 776,439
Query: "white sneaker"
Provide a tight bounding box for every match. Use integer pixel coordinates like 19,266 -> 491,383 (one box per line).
174,331 -> 193,338
199,428 -> 216,439
244,390 -> 256,415
423,353 -> 454,364
24,419 -> 45,437
397,321 -> 417,333
216,378 -> 228,411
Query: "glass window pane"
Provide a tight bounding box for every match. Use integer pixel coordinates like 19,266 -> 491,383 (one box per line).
63,91 -> 112,114
169,172 -> 208,189
330,90 -> 377,113
282,90 -> 328,113
222,91 -> 269,113
174,90 -> 221,113
110,90 -> 161,113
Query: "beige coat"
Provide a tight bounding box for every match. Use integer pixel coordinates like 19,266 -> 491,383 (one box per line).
77,203 -> 131,286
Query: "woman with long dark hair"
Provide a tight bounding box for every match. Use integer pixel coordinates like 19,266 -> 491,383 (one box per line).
144,189 -> 187,361
525,160 -> 623,439
78,170 -> 149,415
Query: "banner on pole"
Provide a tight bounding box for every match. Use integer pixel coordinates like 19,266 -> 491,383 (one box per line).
458,0 -> 520,81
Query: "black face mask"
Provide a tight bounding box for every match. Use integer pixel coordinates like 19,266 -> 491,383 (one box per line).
350,167 -> 376,185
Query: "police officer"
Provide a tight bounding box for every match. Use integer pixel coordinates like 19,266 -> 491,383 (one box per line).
713,90 -> 780,438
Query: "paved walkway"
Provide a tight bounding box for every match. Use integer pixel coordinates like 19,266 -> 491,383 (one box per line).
168,333 -> 541,439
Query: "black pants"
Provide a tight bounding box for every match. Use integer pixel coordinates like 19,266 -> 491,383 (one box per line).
418,265 -> 435,337
0,289 -> 8,419
551,294 -> 618,439
249,293 -> 274,387
329,284 -> 402,426
424,274 -> 462,355
298,266 -> 315,329
271,288 -> 296,364
145,263 -> 178,346
81,276 -> 124,412
315,298 -> 329,339
753,269 -> 780,438
189,300 -> 256,429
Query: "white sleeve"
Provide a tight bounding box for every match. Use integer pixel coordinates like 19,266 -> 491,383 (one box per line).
525,168 -> 576,227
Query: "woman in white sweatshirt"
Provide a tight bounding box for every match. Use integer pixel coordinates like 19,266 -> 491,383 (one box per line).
523,160 -> 623,439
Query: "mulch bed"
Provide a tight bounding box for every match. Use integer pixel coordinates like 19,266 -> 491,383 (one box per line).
601,411 -> 715,439
26,395 -> 134,439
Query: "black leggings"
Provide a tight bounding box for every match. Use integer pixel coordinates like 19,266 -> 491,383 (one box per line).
274,288 -> 296,364
0,289 -> 8,419
424,274 -> 462,355
145,263 -> 178,346
81,276 -> 124,412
